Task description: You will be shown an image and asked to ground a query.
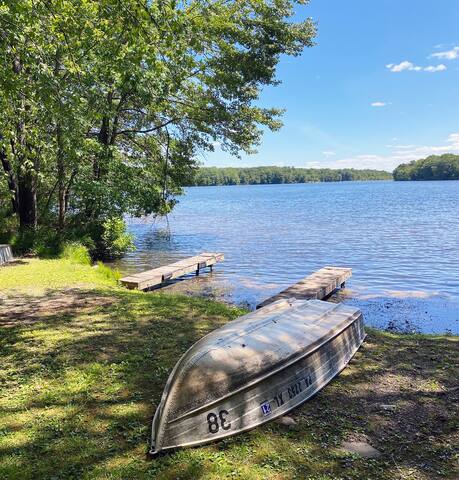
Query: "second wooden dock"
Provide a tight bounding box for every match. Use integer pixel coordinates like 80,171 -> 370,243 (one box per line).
120,252 -> 224,290
256,266 -> 352,309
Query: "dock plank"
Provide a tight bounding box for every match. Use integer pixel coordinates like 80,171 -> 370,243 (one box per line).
256,266 -> 351,309
120,252 -> 224,290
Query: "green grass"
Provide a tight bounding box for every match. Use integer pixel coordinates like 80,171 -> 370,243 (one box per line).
61,242 -> 92,265
0,259 -> 458,479
0,258 -> 112,293
96,261 -> 122,282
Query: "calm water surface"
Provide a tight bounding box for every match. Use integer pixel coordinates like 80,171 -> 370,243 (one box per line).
118,181 -> 459,334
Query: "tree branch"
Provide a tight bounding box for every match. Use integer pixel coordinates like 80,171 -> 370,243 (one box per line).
117,118 -> 179,136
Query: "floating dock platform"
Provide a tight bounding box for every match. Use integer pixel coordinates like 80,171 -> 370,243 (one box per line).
256,266 -> 351,309
120,252 -> 224,290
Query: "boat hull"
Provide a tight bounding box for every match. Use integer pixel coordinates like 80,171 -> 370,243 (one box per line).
151,300 -> 365,456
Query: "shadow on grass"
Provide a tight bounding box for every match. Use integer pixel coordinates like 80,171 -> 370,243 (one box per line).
0,287 -> 242,479
0,259 -> 28,268
0,288 -> 458,480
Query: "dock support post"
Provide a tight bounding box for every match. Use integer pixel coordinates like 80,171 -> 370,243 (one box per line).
210,265 -> 213,272
196,268 -> 200,276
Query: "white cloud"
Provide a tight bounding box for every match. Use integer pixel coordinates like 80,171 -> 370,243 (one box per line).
371,101 -> 386,107
424,64 -> 447,72
387,60 -> 447,73
386,61 -> 422,72
313,133 -> 459,171
389,137 -> 459,158
386,44 -> 457,74
430,46 -> 459,60
322,151 -> 336,156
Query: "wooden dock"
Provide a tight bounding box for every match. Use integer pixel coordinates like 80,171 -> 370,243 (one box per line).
0,245 -> 13,266
256,266 -> 352,309
120,252 -> 224,290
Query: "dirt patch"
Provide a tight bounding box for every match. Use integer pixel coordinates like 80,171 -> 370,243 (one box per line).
0,289 -> 117,327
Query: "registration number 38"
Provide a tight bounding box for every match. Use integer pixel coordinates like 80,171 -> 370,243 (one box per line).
207,410 -> 231,434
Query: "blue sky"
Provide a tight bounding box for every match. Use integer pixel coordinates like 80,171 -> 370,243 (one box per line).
204,0 -> 459,171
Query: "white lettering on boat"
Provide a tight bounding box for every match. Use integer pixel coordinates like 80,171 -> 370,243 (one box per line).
273,373 -> 314,409
260,401 -> 272,416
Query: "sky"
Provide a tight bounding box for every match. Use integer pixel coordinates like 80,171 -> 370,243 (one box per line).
203,0 -> 459,172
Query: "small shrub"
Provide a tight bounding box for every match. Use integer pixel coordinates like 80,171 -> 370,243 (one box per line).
34,244 -> 57,258
0,215 -> 18,245
10,225 -> 62,257
34,229 -> 62,258
61,242 -> 91,265
99,217 -> 135,260
11,227 -> 36,254
79,235 -> 96,255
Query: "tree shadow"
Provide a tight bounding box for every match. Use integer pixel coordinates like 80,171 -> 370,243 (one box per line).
0,287 -> 240,479
0,259 -> 27,267
0,288 -> 457,480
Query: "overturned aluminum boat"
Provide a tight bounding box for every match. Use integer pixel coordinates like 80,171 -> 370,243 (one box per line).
151,299 -> 365,456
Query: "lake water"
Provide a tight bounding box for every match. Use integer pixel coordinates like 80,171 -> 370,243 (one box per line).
118,181 -> 459,334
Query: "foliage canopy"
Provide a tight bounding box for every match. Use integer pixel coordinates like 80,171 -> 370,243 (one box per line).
0,0 -> 315,255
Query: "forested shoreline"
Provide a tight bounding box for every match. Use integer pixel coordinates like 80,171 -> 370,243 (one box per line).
188,166 -> 392,186
393,154 -> 459,181
191,154 -> 459,186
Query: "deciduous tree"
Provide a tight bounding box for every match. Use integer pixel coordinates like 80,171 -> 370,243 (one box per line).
0,0 -> 316,254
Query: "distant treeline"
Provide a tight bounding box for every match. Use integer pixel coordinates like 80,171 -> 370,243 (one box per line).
189,166 -> 392,186
393,154 -> 459,181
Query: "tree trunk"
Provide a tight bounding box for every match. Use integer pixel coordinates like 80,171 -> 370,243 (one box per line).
54,51 -> 66,231
12,54 -> 37,232
0,146 -> 19,214
64,169 -> 77,214
14,123 -> 37,231
17,172 -> 37,230
56,123 -> 65,230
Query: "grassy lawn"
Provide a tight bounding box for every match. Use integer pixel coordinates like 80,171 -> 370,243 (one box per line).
0,259 -> 458,479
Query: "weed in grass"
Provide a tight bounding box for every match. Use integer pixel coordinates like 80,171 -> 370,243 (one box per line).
96,261 -> 122,282
61,242 -> 91,265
